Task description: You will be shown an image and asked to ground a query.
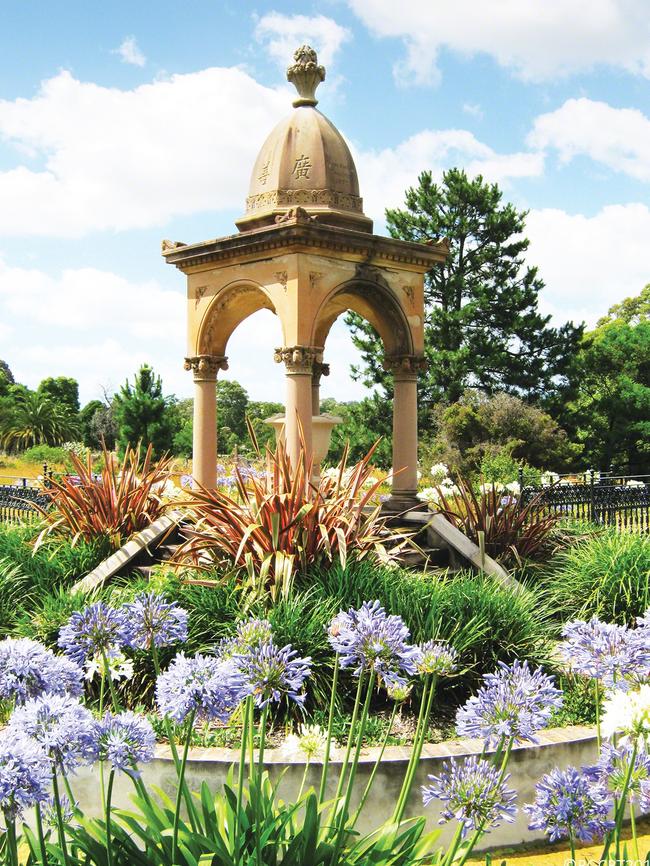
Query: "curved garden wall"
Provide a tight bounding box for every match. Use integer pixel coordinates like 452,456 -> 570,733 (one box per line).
72,724 -> 596,851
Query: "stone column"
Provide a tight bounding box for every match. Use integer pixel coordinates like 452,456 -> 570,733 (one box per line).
184,354 -> 228,488
311,360 -> 329,416
384,355 -> 426,512
274,346 -> 319,470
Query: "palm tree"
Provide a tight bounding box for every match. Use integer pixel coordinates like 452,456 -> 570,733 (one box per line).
1,391 -> 79,451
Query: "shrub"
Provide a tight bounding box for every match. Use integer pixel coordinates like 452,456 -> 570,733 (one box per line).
431,476 -> 558,563
21,444 -> 68,465
175,439 -> 399,602
35,443 -> 172,548
545,531 -> 650,625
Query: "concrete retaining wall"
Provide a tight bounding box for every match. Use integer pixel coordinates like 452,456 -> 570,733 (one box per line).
71,725 -> 597,851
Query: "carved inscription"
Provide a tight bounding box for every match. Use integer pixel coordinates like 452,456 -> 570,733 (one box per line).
292,154 -> 312,180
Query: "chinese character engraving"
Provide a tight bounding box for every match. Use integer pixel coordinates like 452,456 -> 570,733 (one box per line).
258,160 -> 270,185
292,154 -> 311,179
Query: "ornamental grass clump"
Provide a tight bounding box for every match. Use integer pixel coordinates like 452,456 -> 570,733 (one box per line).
34,442 -> 172,550
174,437 -> 401,602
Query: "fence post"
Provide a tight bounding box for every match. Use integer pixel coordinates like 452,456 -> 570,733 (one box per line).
517,466 -> 524,492
589,469 -> 595,523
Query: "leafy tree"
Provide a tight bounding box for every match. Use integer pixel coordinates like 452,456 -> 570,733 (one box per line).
427,390 -> 579,477
38,376 -> 80,413
79,399 -> 104,447
0,360 -> 14,397
217,380 -> 249,441
112,365 -> 174,457
328,395 -> 392,468
563,312 -> 650,473
596,284 -> 650,327
348,169 -> 583,407
0,391 -> 79,451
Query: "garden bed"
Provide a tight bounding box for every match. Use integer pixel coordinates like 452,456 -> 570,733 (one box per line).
70,724 -> 597,851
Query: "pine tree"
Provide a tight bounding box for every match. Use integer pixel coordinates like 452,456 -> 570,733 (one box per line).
112,364 -> 174,457
347,169 -> 583,409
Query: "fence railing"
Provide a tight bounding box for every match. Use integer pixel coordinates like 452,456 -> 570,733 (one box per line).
519,470 -> 650,533
0,463 -> 53,525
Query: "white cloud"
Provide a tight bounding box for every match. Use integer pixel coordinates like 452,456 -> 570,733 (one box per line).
0,68 -> 288,237
527,203 -> 650,327
462,102 -> 483,120
346,0 -> 650,84
354,129 -> 544,226
254,13 -> 351,69
114,36 -> 146,68
528,98 -> 650,181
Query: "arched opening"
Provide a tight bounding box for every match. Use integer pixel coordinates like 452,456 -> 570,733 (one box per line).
198,280 -> 281,357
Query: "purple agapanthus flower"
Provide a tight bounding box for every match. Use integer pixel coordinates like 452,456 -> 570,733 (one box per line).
156,652 -> 246,724
235,641 -> 311,708
123,592 -> 188,650
218,618 -> 273,659
585,742 -> 650,811
0,729 -> 51,820
456,660 -> 563,747
328,600 -> 420,688
416,640 -> 458,677
559,617 -> 650,687
90,711 -> 155,777
9,694 -> 95,773
0,637 -> 83,704
524,766 -> 614,843
422,755 -> 517,837
58,602 -> 134,666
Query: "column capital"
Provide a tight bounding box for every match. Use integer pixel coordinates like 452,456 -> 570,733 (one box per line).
184,354 -> 228,382
312,360 -> 330,383
274,345 -> 322,374
383,354 -> 427,378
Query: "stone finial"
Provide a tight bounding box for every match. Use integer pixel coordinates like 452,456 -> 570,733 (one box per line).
287,45 -> 325,107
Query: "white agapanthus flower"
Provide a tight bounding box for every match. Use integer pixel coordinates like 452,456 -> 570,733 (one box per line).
505,481 -> 520,495
479,481 -> 505,495
84,651 -> 134,683
601,685 -> 650,742
417,487 -> 440,505
541,471 -> 560,486
297,724 -> 327,760
430,463 -> 450,483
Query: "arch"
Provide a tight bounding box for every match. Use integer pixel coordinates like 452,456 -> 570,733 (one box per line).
311,275 -> 414,358
197,280 -> 281,356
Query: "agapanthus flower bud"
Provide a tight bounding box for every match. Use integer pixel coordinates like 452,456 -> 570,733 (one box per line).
297,724 -> 326,760
422,755 -> 517,836
0,729 -> 51,820
123,592 -> 188,650
9,694 -> 95,773
156,652 -> 246,724
456,661 -> 562,747
524,766 -> 614,843
0,637 -> 83,704
218,618 -> 273,659
90,711 -> 155,777
328,600 -> 420,689
415,640 -> 458,677
58,602 -> 133,666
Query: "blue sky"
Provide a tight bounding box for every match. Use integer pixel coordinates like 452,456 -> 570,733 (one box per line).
0,0 -> 648,407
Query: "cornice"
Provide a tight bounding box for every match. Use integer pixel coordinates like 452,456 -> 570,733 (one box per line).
162,219 -> 448,273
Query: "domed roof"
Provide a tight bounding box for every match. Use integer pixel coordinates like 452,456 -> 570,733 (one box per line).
236,46 -> 372,234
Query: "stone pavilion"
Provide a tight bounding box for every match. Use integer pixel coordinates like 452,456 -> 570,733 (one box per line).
163,45 -> 447,511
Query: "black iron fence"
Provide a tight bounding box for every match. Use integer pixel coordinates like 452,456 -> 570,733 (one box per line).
519,469 -> 650,533
0,462 -> 53,524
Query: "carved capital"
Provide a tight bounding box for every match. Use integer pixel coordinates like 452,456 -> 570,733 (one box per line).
312,360 -> 330,383
274,345 -> 322,374
184,354 -> 229,382
383,355 -> 427,378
